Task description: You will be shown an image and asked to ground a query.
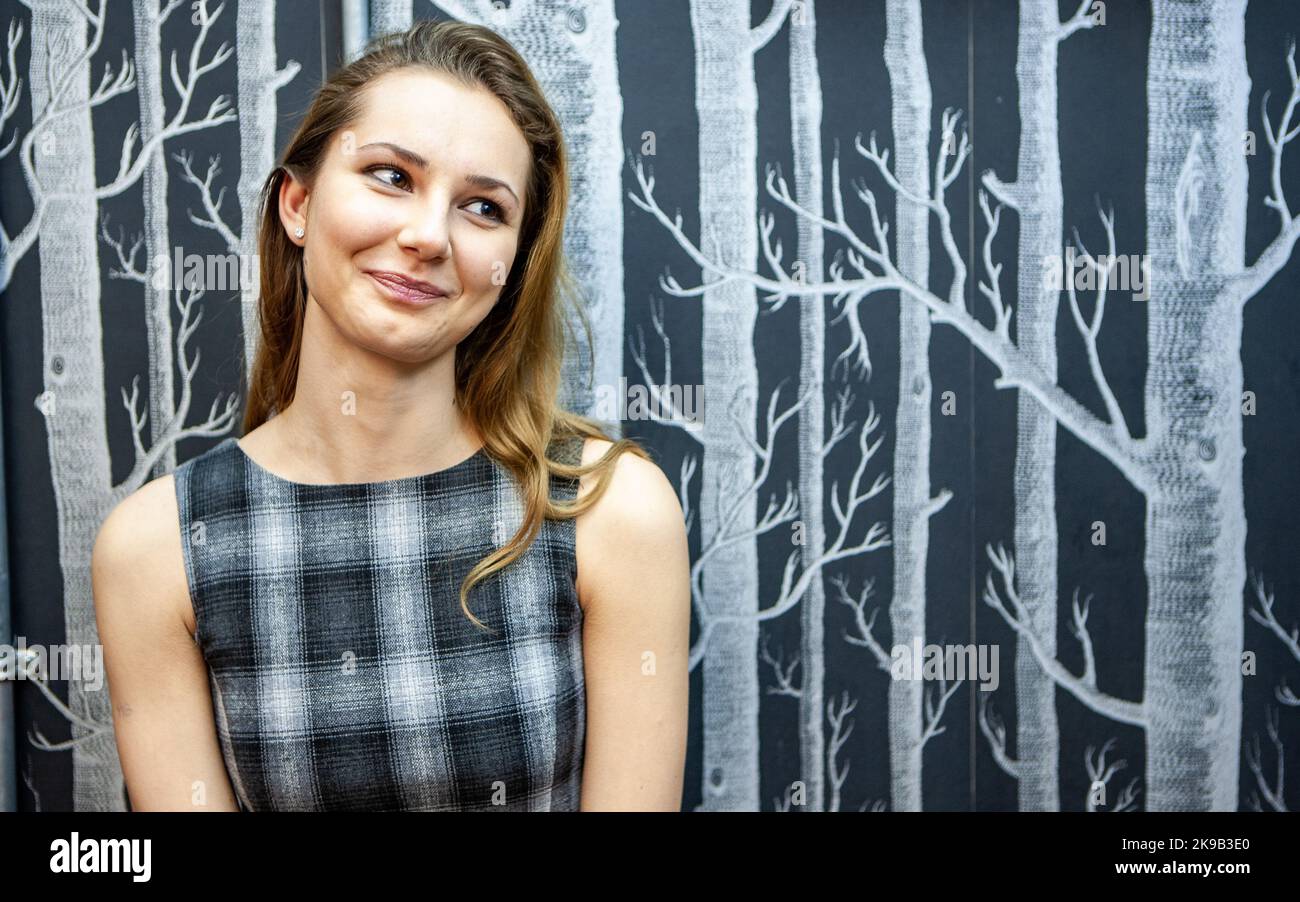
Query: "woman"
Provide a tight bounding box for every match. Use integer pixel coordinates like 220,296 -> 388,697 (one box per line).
91,20 -> 690,811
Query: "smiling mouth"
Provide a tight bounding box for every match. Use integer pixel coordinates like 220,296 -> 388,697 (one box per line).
366,272 -> 447,307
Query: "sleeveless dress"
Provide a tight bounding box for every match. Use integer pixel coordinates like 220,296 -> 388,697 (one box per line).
172,433 -> 587,811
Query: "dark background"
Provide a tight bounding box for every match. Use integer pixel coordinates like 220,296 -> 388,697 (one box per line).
2,0 -> 1296,811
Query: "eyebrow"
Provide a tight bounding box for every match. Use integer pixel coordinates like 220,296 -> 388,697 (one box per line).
358,141 -> 520,207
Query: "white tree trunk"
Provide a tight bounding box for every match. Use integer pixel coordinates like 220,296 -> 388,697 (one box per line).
30,0 -> 122,811
133,1 -> 176,477
883,0 -> 936,813
1142,0 -> 1248,810
342,0 -> 370,61
371,0 -> 414,37
1007,2 -> 1064,812
237,2 -> 295,393
789,0 -> 828,811
691,0 -> 761,810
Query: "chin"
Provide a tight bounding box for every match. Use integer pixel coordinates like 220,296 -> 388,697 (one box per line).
357,324 -> 449,365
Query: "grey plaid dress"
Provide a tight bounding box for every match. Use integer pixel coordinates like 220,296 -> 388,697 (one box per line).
172,433 -> 587,811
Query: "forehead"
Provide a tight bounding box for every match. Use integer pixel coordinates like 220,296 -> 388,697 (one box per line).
348,68 -> 531,192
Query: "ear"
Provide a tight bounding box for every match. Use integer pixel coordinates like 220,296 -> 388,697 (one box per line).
278,168 -> 311,246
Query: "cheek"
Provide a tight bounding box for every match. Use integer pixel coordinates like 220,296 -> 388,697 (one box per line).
325,193 -> 399,248
458,235 -> 520,292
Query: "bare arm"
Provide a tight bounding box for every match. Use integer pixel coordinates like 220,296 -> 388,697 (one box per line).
575,441 -> 690,811
92,475 -> 240,811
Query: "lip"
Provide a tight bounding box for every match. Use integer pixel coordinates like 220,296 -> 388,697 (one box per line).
365,270 -> 449,306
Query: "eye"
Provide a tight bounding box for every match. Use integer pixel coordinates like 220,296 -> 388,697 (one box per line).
364,163 -> 411,190
468,199 -> 506,223
365,163 -> 507,222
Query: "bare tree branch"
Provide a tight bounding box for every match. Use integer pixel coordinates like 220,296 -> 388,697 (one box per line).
11,649 -> 114,745
1084,737 -> 1141,811
88,48 -> 134,108
0,18 -> 25,161
1261,40 -> 1300,224
980,168 -> 1021,211
679,367 -> 880,671
821,385 -> 855,459
1249,569 -> 1300,664
158,0 -> 186,26
759,632 -> 802,698
678,453 -> 697,541
833,574 -> 891,671
977,188 -> 1014,342
1060,0 -> 1103,41
1064,587 -> 1098,690
1066,200 -> 1135,444
826,690 -> 856,812
270,59 -> 301,93
754,397 -> 891,625
627,124 -> 1156,494
118,284 -> 239,490
983,542 -> 1146,726
854,111 -> 969,310
825,278 -> 874,381
1276,678 -> 1300,708
1240,40 -> 1300,301
1245,707 -> 1288,812
627,297 -> 703,435
2,0 -> 236,292
74,0 -> 236,202
173,149 -> 239,252
977,692 -> 1022,779
919,669 -> 961,748
685,380 -> 810,669
98,212 -> 148,283
750,0 -> 795,53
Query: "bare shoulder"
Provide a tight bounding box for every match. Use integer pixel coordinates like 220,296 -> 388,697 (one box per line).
573,437 -> 687,613
92,473 -> 194,637
574,436 -> 681,521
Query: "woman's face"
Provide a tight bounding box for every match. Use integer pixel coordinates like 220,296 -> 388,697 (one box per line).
280,67 -> 532,364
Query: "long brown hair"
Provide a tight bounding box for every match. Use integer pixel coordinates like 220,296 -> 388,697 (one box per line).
242,19 -> 649,630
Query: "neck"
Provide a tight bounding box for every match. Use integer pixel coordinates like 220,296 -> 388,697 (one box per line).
270,298 -> 480,483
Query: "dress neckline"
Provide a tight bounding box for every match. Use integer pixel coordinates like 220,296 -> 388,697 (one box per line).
225,436 -> 488,489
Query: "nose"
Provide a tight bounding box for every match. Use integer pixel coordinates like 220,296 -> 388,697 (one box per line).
398,192 -> 452,260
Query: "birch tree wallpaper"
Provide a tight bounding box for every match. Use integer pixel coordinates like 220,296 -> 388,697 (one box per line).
1,0 -> 1298,813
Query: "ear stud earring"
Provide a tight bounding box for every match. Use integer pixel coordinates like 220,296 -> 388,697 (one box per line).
295,226 -> 305,239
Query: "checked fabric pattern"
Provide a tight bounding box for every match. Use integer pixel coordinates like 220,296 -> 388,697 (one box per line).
173,433 -> 587,811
